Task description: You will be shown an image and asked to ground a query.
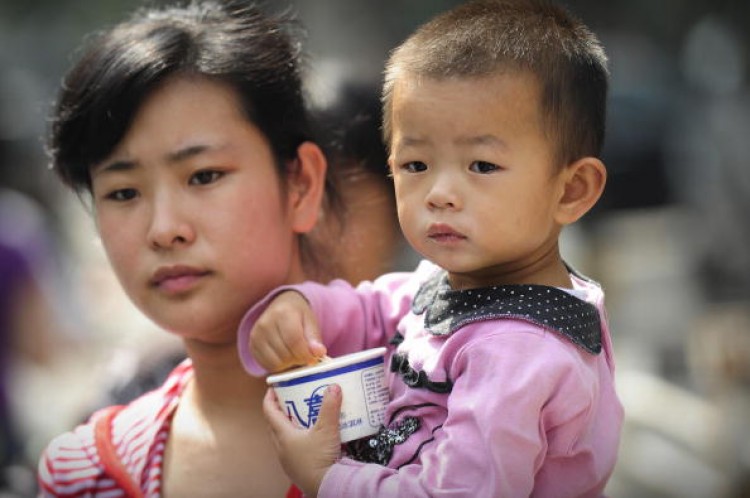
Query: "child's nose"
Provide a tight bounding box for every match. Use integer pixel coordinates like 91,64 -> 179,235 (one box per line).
425,176 -> 460,210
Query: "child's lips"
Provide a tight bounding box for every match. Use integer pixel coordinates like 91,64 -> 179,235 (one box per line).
427,223 -> 467,242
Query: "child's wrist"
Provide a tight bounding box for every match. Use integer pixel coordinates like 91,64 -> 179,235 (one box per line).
301,463 -> 332,498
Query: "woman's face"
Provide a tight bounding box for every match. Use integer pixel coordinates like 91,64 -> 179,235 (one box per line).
90,76 -> 305,344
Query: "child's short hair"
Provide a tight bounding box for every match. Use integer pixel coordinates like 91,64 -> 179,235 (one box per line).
382,0 -> 609,167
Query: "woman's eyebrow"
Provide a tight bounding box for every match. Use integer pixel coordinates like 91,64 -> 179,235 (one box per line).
94,142 -> 228,176
166,143 -> 212,163
92,158 -> 136,177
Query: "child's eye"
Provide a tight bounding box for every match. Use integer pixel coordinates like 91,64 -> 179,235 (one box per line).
401,161 -> 428,173
469,161 -> 500,173
104,188 -> 138,202
189,170 -> 224,185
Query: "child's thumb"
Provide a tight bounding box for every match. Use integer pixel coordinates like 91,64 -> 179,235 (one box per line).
303,316 -> 326,358
315,384 -> 342,440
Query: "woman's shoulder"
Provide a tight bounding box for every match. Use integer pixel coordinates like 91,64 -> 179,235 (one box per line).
120,357 -> 193,415
38,359 -> 192,495
106,358 -> 192,443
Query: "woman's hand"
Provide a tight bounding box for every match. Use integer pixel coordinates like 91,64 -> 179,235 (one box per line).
263,385 -> 343,497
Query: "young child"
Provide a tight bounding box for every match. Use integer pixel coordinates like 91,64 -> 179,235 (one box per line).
239,0 -> 624,496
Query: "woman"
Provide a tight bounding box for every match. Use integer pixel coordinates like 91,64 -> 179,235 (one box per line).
38,1 -> 330,496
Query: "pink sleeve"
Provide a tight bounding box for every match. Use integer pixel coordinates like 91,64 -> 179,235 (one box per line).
319,325 -> 602,497
237,273 -> 417,376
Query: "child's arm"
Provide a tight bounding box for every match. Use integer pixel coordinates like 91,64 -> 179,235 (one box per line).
238,269 -> 421,376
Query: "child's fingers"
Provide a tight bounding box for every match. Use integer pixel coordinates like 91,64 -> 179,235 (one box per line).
281,294 -> 325,363
261,389 -> 282,450
265,317 -> 304,364
303,316 -> 327,359
251,291 -> 322,371
250,324 -> 290,372
312,384 -> 342,442
263,387 -> 296,438
263,387 -> 337,495
278,312 -> 320,366
251,341 -> 287,373
251,314 -> 307,371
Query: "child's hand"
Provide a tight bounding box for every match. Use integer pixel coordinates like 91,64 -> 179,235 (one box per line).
249,290 -> 327,372
263,385 -> 342,498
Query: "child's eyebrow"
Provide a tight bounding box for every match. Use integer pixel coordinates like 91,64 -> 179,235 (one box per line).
398,136 -> 428,148
455,134 -> 506,148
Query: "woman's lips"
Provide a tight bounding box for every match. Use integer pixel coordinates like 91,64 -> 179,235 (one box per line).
150,265 -> 210,294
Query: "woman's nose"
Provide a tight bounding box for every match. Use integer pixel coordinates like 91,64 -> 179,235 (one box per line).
147,196 -> 195,250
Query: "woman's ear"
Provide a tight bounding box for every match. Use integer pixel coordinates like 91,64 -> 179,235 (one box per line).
554,156 -> 607,226
287,141 -> 328,234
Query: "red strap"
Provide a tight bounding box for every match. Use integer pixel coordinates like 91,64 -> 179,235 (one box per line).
95,405 -> 298,498
93,406 -> 145,498
286,484 -> 303,498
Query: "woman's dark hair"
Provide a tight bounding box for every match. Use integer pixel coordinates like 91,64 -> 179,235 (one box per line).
49,0 -> 313,192
313,82 -> 390,188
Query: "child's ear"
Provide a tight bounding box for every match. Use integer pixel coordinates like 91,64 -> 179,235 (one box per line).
287,141 -> 327,234
554,156 -> 607,226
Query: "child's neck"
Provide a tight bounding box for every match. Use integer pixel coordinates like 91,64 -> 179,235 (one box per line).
447,257 -> 572,290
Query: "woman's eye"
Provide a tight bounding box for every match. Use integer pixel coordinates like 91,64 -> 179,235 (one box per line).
469,161 -> 500,173
401,161 -> 428,173
105,188 -> 138,202
189,170 -> 223,185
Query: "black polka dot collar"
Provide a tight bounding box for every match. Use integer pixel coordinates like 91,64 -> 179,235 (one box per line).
411,270 -> 602,354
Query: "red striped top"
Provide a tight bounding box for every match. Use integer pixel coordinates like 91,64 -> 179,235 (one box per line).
38,360 -> 191,497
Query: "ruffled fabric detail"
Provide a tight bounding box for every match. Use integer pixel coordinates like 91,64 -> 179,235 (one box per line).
346,416 -> 421,465
411,271 -> 602,354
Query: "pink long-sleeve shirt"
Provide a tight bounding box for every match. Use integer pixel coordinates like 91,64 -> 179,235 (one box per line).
238,261 -> 623,497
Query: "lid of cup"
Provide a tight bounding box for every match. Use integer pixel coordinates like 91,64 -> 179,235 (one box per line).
266,346 -> 387,385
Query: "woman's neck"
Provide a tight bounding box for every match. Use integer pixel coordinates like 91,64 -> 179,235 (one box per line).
163,338 -> 290,497
181,338 -> 267,415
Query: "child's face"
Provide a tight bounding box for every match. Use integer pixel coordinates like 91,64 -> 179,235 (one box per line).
90,76 -> 303,343
389,72 -> 568,288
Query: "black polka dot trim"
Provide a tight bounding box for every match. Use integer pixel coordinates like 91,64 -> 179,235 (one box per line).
412,270 -> 602,354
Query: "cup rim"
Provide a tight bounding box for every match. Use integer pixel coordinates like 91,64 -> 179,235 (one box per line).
266,347 -> 387,385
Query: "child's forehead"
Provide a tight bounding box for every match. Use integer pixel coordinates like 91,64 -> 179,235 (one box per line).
396,68 -> 539,95
392,70 -> 543,118
389,70 -> 551,150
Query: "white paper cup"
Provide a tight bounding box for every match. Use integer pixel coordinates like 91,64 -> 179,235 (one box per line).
266,347 -> 389,443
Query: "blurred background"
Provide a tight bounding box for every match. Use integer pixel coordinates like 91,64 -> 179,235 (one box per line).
1,0 -> 749,496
